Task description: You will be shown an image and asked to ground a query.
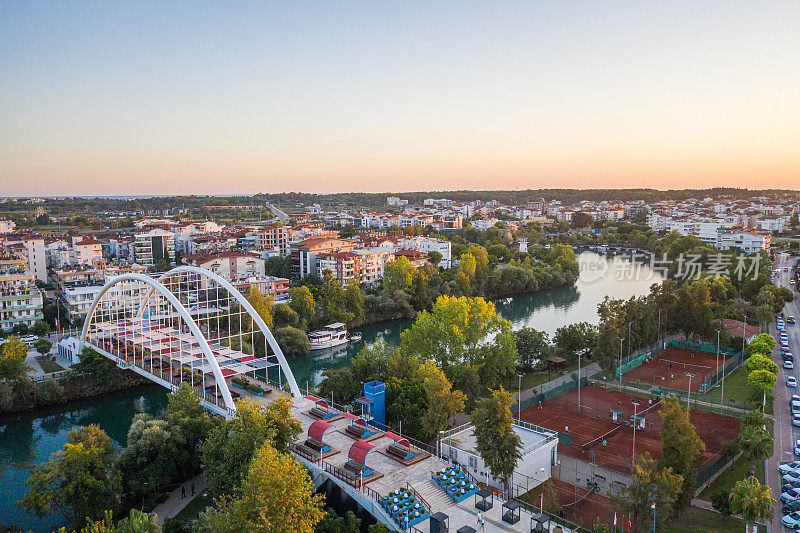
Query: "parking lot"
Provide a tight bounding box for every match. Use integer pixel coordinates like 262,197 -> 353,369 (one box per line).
768,252 -> 800,531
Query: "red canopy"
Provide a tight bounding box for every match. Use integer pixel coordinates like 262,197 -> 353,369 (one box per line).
315,399 -> 328,410
383,432 -> 410,450
220,369 -> 235,377
341,412 -> 366,427
308,420 -> 333,443
348,440 -> 376,466
236,356 -> 257,363
305,394 -> 321,402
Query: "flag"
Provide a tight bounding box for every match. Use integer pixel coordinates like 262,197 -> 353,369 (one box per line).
627,518 -> 632,532
613,512 -> 617,525
55,318 -> 59,329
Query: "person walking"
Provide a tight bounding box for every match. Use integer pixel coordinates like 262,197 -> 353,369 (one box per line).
477,511 -> 482,527
191,482 -> 195,496
181,486 -> 186,499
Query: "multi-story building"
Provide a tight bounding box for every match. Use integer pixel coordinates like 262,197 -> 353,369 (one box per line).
134,227 -> 175,267
254,225 -> 292,256
291,237 -> 357,279
0,251 -> 44,331
183,251 -> 265,280
72,237 -> 104,266
316,251 -> 361,285
717,229 -> 771,254
230,275 -> 290,301
53,263 -> 147,323
394,249 -> 429,267
397,236 -> 452,268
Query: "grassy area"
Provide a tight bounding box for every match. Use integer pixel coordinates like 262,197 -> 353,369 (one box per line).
35,355 -> 65,373
661,506 -> 749,533
698,453 -> 765,500
172,491 -> 214,523
504,362 -> 581,393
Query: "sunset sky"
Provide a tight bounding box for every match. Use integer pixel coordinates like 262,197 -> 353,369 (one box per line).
1,1 -> 799,196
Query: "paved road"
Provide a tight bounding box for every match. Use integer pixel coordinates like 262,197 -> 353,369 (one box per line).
767,252 -> 799,532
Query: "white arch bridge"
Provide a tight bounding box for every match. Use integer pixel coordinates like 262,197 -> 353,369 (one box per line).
76,266 -> 301,418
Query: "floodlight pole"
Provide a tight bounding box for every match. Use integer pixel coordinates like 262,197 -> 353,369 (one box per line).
631,401 -> 640,469
685,372 -> 696,411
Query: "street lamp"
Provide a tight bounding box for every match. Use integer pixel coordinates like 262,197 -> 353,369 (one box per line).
518,373 -> 523,420
618,337 -> 625,388
651,502 -> 656,533
685,372 -> 697,411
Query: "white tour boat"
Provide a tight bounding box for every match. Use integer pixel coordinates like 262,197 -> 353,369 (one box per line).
349,332 -> 363,342
308,323 -> 349,350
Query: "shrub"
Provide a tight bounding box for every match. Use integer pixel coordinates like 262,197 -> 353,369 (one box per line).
710,488 -> 732,517
232,377 -> 246,387
38,378 -> 64,403
247,383 -> 264,394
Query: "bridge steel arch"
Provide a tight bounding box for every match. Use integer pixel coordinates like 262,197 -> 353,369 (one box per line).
78,272 -> 240,411
144,265 -> 301,398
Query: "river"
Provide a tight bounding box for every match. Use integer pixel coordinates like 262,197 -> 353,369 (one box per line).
0,251 -> 662,531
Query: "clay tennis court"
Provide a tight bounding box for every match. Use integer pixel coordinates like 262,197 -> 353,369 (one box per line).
520,385 -> 740,474
622,346 -> 724,392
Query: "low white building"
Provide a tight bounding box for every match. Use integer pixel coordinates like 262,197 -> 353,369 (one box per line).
440,421 -> 558,497
716,229 -> 771,253
397,236 -> 452,268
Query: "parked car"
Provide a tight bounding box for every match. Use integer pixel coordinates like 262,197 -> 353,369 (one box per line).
792,413 -> 800,427
784,512 -> 800,528
780,461 -> 800,474
785,360 -> 795,369
784,500 -> 800,515
782,486 -> 800,502
19,334 -> 38,347
789,376 -> 798,388
785,480 -> 800,491
789,316 -> 797,325
786,351 -> 795,360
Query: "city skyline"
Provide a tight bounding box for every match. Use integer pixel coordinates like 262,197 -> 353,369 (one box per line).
2,1 -> 799,196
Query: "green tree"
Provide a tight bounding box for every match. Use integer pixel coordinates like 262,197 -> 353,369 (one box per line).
116,509 -> 162,533
419,359 -> 466,439
471,387 -> 522,493
659,395 -> 705,510
739,423 -> 773,476
74,347 -> 117,382
289,286 -> 316,327
427,250 -> 443,266
400,295 -> 514,373
729,476 -> 774,533
383,256 -> 415,292
19,425 -> 121,527
194,443 -> 324,533
610,453 -> 683,533
344,280 -> 365,326
117,414 -> 176,498
275,326 -> 312,355
314,509 -> 361,533
571,212 -> 594,228
747,369 -> 776,404
200,398 -> 278,494
552,322 -> 597,362
31,320 -> 51,337
35,338 -> 53,357
0,337 -> 29,383
513,327 -> 549,369
743,355 -> 778,375
458,253 -> 477,280
162,382 -> 218,478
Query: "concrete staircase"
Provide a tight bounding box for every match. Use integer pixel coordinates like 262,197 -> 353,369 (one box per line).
410,478 -> 458,514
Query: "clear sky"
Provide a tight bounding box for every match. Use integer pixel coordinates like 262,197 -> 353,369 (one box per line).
1,1 -> 798,196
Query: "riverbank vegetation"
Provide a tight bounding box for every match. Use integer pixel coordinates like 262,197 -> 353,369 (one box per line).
15,375 -> 330,533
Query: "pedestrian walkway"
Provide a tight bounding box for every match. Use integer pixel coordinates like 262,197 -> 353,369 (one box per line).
151,474 -> 207,525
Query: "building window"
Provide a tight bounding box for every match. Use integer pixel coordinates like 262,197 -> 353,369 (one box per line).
468,455 -> 477,469
449,448 -> 458,460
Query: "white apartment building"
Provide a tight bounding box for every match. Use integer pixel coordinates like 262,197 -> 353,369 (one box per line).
0,255 -> 43,331
397,236 -> 452,268
716,229 -> 771,253
134,228 -> 175,267
174,221 -> 223,253
72,237 -> 104,266
46,239 -> 72,269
